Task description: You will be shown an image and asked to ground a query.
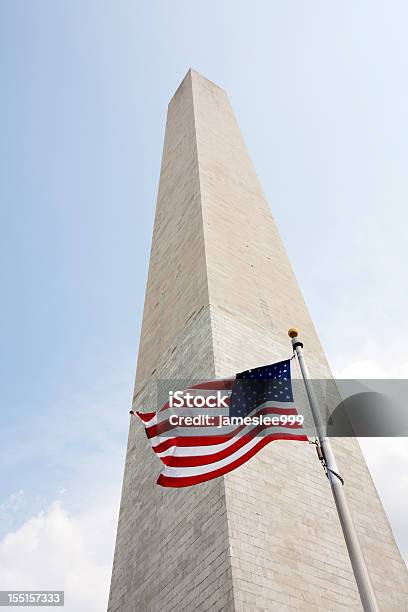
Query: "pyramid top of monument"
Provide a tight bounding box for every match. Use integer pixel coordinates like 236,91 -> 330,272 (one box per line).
171,68 -> 226,101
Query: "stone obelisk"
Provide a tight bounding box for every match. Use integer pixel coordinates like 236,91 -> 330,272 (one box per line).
108,69 -> 407,611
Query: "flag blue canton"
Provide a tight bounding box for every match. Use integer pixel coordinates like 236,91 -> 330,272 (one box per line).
229,359 -> 293,418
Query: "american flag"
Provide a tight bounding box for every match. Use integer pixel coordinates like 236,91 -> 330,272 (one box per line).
132,359 -> 307,487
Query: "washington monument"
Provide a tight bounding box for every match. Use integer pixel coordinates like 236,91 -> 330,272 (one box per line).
108,70 -> 408,611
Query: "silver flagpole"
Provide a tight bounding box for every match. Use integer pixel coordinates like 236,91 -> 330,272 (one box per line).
288,328 -> 379,612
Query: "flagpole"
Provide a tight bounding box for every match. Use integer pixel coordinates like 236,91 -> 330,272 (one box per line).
288,328 -> 379,612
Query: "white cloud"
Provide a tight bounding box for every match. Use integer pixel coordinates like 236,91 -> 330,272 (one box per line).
358,438 -> 408,565
333,358 -> 408,566
334,359 -> 408,380
0,492 -> 118,612
335,359 -> 388,379
0,364 -> 128,611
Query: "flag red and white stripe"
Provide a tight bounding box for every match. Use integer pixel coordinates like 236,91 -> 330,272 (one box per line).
131,376 -> 307,487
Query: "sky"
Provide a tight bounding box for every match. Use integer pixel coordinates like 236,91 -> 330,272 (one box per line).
1,1 -> 407,610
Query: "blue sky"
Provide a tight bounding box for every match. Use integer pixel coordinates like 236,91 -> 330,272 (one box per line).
1,2 -> 407,609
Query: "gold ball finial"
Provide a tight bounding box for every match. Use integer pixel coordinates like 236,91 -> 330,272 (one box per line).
288,328 -> 299,339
